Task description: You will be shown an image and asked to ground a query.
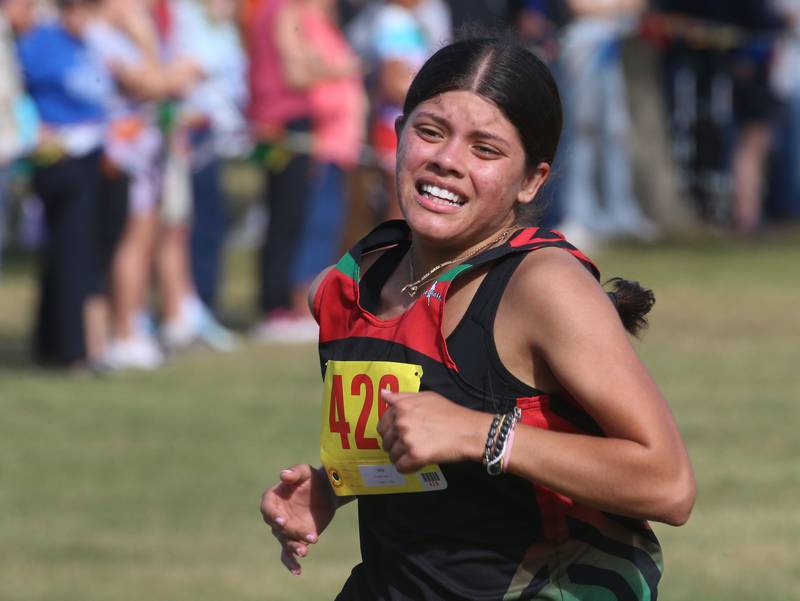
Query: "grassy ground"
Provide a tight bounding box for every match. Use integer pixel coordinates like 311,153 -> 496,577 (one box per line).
0,231 -> 798,601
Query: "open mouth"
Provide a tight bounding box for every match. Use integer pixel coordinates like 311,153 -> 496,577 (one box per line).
416,183 -> 466,207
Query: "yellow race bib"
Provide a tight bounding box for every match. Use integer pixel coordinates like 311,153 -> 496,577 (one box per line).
320,360 -> 448,496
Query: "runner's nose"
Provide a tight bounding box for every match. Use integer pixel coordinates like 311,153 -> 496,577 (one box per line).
429,139 -> 466,178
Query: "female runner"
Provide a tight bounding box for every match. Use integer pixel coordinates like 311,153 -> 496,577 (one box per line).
260,36 -> 695,601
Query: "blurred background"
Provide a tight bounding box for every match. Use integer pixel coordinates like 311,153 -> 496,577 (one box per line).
0,0 -> 798,599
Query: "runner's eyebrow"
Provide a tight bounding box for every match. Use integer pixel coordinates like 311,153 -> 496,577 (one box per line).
413,112 -> 510,146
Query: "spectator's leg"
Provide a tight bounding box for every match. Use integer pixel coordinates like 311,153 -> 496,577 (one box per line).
111,210 -> 158,339
290,162 -> 345,313
733,123 -> 772,232
33,154 -> 98,365
0,165 -> 10,280
600,55 -> 652,235
559,30 -> 603,236
190,145 -> 225,311
85,169 -> 129,363
258,120 -> 313,316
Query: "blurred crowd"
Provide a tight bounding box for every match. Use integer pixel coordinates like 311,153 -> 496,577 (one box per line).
0,0 -> 798,372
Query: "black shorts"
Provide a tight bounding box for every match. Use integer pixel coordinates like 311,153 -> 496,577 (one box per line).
731,55 -> 781,125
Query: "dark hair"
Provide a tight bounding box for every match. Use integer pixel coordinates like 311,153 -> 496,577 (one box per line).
402,37 -> 655,336
402,37 -> 562,170
605,277 -> 655,337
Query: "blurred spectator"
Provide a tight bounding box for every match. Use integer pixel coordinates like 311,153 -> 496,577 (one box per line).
558,0 -> 658,247
511,0 -> 572,227
149,0 -> 207,357
289,0 -> 366,312
769,0 -> 800,222
245,0 -> 318,342
88,0 -> 200,369
513,0 -> 569,63
348,0 -> 449,218
619,2 -> 695,235
17,0 -> 113,368
658,1 -> 786,231
446,0 -> 509,30
1,0 -> 39,281
348,0 -> 450,71
655,3 -> 734,224
0,6 -> 25,279
3,0 -> 37,34
414,0 -> 451,50
337,0 -> 366,25
725,3 -> 785,232
85,0 -> 158,368
88,0 -> 159,369
167,0 -> 246,351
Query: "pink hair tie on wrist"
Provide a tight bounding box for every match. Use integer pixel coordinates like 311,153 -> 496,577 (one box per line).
502,427 -> 518,473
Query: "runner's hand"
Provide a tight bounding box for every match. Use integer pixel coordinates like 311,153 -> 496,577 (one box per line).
377,390 -> 491,473
260,464 -> 336,574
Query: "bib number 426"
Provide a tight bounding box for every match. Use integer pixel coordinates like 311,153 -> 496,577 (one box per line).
328,373 -> 399,450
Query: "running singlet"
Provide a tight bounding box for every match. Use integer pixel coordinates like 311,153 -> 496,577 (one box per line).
313,221 -> 663,601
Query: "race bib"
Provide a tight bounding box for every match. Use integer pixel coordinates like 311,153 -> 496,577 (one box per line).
320,360 -> 448,496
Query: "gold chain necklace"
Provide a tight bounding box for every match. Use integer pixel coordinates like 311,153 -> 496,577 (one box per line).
400,226 -> 517,298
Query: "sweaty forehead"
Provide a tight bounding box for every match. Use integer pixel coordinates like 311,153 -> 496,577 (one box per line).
417,91 -> 510,132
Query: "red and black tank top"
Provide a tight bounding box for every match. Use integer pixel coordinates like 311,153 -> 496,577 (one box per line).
314,221 -> 663,601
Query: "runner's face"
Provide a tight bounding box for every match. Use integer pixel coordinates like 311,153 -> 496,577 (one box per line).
396,90 -> 547,253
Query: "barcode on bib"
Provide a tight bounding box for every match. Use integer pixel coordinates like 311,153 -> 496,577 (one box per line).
419,471 -> 442,488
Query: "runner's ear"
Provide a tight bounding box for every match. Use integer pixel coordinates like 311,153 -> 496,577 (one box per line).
516,161 -> 550,205
394,116 -> 407,138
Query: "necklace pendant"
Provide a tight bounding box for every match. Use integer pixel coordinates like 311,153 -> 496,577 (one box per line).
400,282 -> 418,298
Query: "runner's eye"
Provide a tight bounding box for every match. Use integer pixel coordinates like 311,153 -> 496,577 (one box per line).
474,144 -> 500,157
415,126 -> 442,140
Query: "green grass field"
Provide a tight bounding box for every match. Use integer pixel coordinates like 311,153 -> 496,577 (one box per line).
1,233 -> 798,601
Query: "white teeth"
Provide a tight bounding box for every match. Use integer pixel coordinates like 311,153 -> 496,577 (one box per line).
421,184 -> 463,205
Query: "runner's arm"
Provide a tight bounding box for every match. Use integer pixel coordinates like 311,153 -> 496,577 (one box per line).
497,249 -> 695,525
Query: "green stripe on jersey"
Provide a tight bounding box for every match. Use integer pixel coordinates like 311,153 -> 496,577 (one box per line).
335,252 -> 360,281
438,263 -> 472,283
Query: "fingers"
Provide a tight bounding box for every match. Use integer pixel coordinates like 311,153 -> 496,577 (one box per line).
260,486 -> 292,527
387,440 -> 406,465
260,487 -> 278,525
272,526 -> 309,558
274,515 -> 319,545
278,464 -> 313,486
260,464 -> 314,527
385,440 -> 418,474
376,404 -> 394,438
266,513 -> 319,545
380,427 -> 398,453
261,478 -> 321,547
376,401 -> 407,463
263,498 -> 319,544
383,424 -> 417,472
280,545 -> 302,576
394,454 -> 418,474
285,539 -> 309,559
384,432 -> 422,474
272,526 -> 310,576
377,399 -> 398,446
379,389 -> 408,405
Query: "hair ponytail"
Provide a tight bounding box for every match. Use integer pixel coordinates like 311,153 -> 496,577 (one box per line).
605,277 -> 655,337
